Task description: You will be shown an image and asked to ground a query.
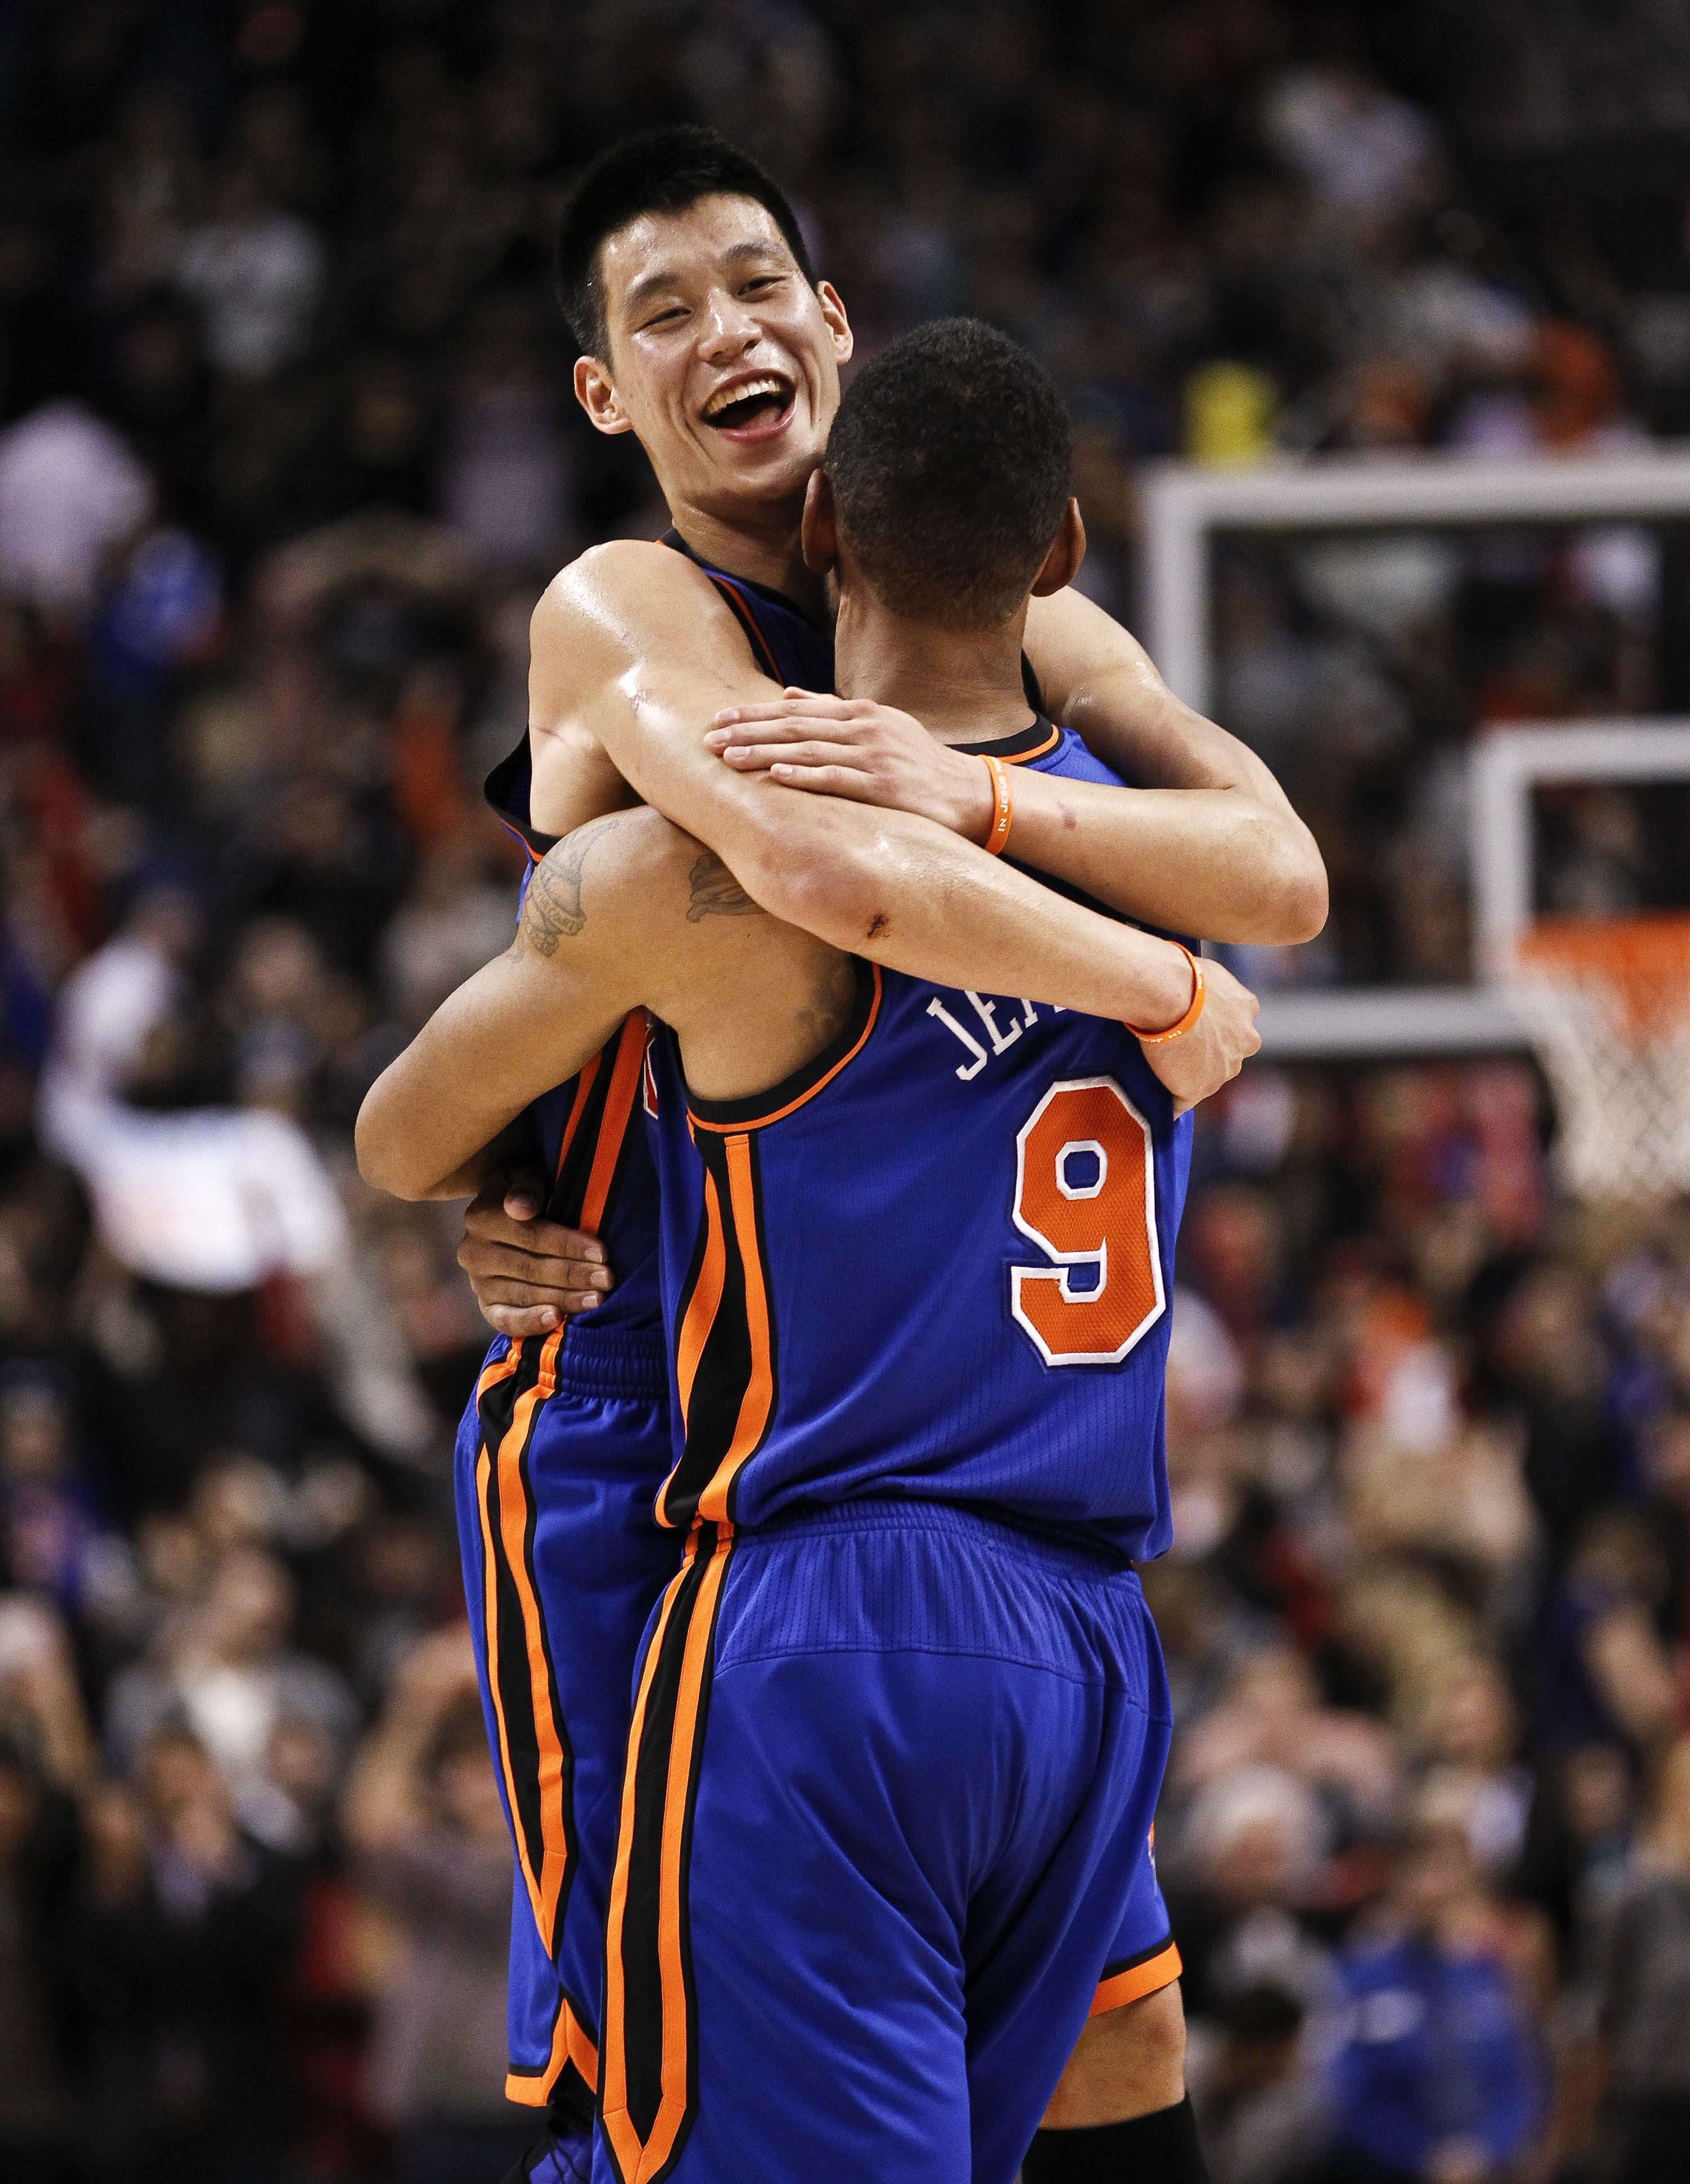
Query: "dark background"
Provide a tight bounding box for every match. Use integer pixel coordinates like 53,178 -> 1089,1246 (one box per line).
1,5 -> 1689,2181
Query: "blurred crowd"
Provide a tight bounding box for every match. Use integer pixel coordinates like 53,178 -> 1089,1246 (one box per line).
0,2 -> 1686,2181
1160,1067 -> 1690,2183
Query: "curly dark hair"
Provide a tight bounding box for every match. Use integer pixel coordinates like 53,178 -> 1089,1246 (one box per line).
825,318 -> 1073,630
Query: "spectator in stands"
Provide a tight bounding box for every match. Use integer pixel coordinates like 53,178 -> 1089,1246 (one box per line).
75,1725 -> 299,2184
1326,1814 -> 1544,2183
1413,1656 -> 1533,1886
104,1545 -> 358,1844
0,401 -> 153,621
1537,1513 -> 1680,1760
1589,1735 -> 1690,2184
1176,1645 -> 1401,1843
0,1595 -> 95,1795
0,1733 -> 78,2184
343,1625 -> 527,2184
0,1365 -> 121,1623
1186,1980 -> 1332,2184
1168,1763 -> 1340,2025
174,166 -> 324,383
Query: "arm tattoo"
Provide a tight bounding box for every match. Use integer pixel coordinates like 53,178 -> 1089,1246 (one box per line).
521,817 -> 625,956
686,851 -> 763,923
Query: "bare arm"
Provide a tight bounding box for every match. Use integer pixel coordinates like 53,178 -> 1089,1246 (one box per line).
1022,587 -> 1327,939
357,819 -> 646,1201
705,587 -> 1328,944
361,804 -> 1252,1205
531,544 -> 1269,1000
362,808 -> 848,1202
452,544 -> 1266,1333
415,1115 -> 544,1204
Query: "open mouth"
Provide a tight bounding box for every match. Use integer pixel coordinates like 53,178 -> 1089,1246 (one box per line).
701,373 -> 795,435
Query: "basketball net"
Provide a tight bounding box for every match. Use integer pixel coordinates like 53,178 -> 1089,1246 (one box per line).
1508,912 -> 1690,1201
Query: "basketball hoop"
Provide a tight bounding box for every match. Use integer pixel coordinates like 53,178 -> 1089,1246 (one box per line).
1508,912 -> 1690,1201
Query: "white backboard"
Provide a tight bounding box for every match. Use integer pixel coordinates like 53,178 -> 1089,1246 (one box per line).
1138,451 -> 1690,1057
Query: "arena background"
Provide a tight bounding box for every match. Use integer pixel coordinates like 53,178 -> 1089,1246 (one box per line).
2,3 -> 1689,2180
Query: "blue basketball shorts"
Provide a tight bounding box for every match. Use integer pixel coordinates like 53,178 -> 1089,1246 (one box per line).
594,1500 -> 1177,2184
454,1321 -> 681,2114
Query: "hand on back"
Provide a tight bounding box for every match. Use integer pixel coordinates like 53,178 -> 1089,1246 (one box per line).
458,1169 -> 616,1338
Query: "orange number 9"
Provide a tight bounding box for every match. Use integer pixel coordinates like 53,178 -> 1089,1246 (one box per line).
1011,1077 -> 1166,1366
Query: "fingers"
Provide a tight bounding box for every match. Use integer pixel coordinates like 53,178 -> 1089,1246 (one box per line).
705,713 -> 838,744
506,1217 -> 607,1268
460,1252 -> 611,1302
705,723 -> 806,752
768,762 -> 878,797
460,1204 -> 608,1266
470,1269 -> 606,1331
470,1168 -> 548,1220
481,1304 -> 575,1339
711,692 -> 856,727
707,722 -> 873,760
717,739 -> 870,773
460,1256 -> 611,1306
457,1226 -> 613,1319
714,744 -> 791,773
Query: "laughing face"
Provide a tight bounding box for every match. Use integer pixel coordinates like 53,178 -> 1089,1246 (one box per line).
573,193 -> 853,527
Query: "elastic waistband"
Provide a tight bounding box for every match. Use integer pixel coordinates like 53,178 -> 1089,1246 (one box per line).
554,1322 -> 669,1400
731,1496 -> 1135,1577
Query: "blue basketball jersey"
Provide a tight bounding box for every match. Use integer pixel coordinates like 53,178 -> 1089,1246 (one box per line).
659,527 -> 837,689
644,718 -> 1194,1561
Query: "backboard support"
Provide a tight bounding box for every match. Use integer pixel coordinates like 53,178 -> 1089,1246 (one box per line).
1137,450 -> 1690,1059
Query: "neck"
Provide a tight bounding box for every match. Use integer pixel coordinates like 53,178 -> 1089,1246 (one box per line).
833,589 -> 1034,743
666,491 -> 829,619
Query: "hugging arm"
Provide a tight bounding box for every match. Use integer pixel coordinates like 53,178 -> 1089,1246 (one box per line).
362,802 -> 1258,1213
357,817 -> 646,1204
452,545 -> 1267,1331
705,583 -> 1328,945
1022,586 -> 1327,938
532,545 -> 1266,1010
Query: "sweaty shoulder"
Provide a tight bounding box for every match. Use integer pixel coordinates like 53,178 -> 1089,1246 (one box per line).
1023,585 -> 1166,711
533,539 -> 746,665
527,541 -> 776,830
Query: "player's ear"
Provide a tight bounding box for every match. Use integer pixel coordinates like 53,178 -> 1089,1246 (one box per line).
801,468 -> 840,576
1030,499 -> 1086,597
574,353 -> 635,437
817,281 -> 853,365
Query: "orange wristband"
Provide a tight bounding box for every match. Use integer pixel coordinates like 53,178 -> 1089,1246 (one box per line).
980,753 -> 1012,857
1126,944 -> 1206,1044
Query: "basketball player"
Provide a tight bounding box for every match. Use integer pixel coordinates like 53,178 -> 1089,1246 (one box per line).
459,125 -> 1324,1347
456,429 -> 1248,2179
362,319 -> 1249,2184
459,486 -> 1254,2184
444,128 -> 1320,2184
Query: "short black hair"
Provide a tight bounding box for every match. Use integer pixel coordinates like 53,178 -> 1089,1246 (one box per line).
825,318 -> 1073,630
556,126 -> 816,359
